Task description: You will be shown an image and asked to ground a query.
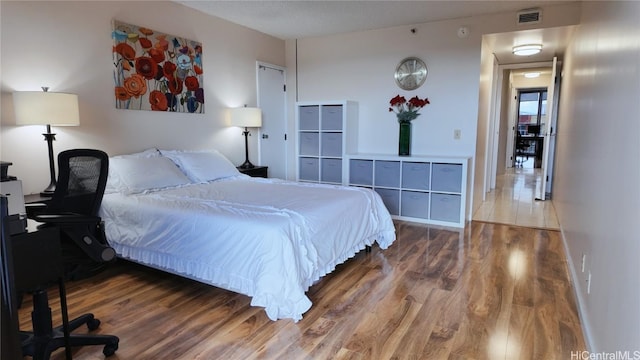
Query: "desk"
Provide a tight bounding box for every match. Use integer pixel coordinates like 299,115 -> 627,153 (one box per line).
12,226 -> 62,292
14,227 -> 67,360
24,194 -> 51,205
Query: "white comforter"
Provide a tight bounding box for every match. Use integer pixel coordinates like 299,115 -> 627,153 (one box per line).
100,176 -> 395,321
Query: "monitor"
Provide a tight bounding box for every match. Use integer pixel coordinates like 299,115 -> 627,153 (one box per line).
527,125 -> 540,135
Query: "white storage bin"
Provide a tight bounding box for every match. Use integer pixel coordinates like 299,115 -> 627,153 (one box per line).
321,105 -> 343,130
402,162 -> 430,190
375,188 -> 400,215
374,161 -> 400,188
321,133 -> 342,157
321,158 -> 342,183
432,163 -> 463,193
299,157 -> 319,181
401,191 -> 429,219
430,193 -> 461,222
349,159 -> 373,185
299,132 -> 319,156
299,106 -> 319,131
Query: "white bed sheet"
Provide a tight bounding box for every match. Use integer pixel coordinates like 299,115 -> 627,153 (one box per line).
100,175 -> 395,321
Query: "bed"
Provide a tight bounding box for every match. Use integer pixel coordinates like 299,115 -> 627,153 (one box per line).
99,149 -> 396,321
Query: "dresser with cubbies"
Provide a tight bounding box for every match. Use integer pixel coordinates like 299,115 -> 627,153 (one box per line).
296,101 -> 358,185
295,100 -> 470,228
347,155 -> 470,228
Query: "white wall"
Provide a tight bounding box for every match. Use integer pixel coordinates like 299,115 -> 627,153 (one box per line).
472,38 -> 495,215
295,21 -> 482,159
554,0 -> 640,352
288,3 -> 581,206
0,1 -> 284,194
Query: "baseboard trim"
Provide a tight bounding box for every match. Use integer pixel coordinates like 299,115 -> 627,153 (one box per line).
559,224 -> 595,352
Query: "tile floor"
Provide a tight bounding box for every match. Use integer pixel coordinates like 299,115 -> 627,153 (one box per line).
473,162 -> 560,229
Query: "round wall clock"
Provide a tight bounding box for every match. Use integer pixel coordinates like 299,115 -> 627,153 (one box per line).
394,57 -> 428,90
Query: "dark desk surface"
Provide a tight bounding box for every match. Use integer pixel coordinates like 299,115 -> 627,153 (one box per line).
24,194 -> 51,204
11,226 -> 62,292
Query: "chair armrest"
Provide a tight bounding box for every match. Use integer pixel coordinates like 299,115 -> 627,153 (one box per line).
31,213 -> 101,225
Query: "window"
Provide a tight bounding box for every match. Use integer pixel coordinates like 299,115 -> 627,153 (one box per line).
517,89 -> 547,135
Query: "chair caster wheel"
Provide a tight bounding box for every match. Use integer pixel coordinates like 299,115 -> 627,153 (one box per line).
87,318 -> 101,331
103,341 -> 119,357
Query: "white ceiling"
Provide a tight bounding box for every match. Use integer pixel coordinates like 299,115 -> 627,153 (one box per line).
177,0 -> 577,65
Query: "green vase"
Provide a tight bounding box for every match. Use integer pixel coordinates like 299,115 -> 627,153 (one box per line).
398,121 -> 411,156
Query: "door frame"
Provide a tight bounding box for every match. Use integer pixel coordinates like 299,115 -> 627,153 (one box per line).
487,61 -> 555,194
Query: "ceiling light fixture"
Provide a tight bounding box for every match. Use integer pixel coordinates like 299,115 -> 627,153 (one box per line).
524,72 -> 541,78
512,44 -> 542,56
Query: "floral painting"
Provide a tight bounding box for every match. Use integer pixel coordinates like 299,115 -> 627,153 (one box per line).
112,20 -> 204,113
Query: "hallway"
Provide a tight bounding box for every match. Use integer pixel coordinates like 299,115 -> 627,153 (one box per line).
473,166 -> 560,229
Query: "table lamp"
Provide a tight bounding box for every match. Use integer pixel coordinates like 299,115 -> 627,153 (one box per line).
13,87 -> 80,196
229,107 -> 262,169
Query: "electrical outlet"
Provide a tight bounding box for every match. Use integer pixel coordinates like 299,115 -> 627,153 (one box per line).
587,271 -> 592,294
581,253 -> 586,272
454,129 -> 461,140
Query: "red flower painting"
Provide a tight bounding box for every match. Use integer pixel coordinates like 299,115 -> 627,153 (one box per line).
112,20 -> 205,113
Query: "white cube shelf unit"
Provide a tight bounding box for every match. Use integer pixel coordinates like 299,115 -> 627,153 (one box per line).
296,101 -> 358,184
347,154 -> 471,228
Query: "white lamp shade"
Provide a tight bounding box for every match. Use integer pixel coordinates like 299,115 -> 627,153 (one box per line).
228,107 -> 262,128
13,91 -> 80,126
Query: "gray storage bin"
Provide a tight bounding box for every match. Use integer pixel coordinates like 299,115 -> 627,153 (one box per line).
299,132 -> 319,156
402,162 -> 430,190
321,158 -> 342,183
299,157 -> 319,181
349,159 -> 373,185
299,106 -> 319,130
321,105 -> 343,130
431,163 -> 463,193
374,161 -> 400,188
401,191 -> 429,219
321,132 -> 342,157
430,193 -> 461,223
375,188 -> 400,215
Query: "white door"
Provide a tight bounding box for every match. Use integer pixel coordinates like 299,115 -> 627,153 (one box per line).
257,62 -> 287,179
537,57 -> 558,201
505,83 -> 518,169
545,60 -> 562,198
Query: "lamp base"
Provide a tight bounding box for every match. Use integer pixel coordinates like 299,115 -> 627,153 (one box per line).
238,160 -> 255,169
40,183 -> 55,197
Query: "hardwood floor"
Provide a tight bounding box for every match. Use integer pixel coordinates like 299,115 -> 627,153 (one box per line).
19,221 -> 585,359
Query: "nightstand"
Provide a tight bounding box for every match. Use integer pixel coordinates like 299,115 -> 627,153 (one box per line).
24,194 -> 51,204
237,166 -> 268,178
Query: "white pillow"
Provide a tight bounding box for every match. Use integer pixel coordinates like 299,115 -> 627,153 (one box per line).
111,148 -> 160,159
161,149 -> 240,183
106,149 -> 161,193
108,156 -> 191,194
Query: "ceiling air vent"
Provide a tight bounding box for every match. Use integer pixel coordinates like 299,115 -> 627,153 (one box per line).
517,8 -> 542,25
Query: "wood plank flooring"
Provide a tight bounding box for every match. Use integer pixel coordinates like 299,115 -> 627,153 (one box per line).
18,221 -> 586,359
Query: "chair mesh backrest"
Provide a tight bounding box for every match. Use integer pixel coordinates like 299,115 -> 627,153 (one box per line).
49,149 -> 109,216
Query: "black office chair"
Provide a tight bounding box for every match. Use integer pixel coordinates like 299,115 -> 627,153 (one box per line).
515,132 -> 530,167
22,149 -> 119,359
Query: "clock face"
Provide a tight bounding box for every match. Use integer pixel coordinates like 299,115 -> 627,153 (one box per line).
394,57 -> 428,90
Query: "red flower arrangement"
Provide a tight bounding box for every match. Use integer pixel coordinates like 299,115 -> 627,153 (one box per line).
388,95 -> 430,123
